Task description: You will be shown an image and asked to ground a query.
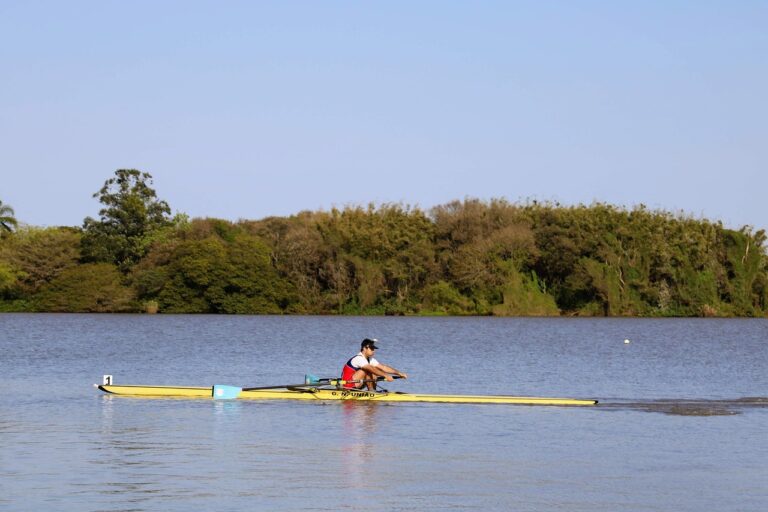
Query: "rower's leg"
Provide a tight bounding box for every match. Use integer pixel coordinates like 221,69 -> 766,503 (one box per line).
351,369 -> 377,390
351,369 -> 368,389
363,369 -> 377,390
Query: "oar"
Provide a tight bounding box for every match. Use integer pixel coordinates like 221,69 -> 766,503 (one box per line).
244,377 -> 333,391
213,375 -> 336,399
213,378 -> 325,399
212,375 -> 403,400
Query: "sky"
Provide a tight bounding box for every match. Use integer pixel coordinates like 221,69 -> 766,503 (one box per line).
1,1 -> 766,230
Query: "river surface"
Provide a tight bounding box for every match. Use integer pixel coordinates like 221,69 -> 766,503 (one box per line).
1,314 -> 766,511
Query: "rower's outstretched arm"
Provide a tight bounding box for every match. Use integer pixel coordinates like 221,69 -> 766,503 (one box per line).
376,363 -> 407,379
361,364 -> 407,380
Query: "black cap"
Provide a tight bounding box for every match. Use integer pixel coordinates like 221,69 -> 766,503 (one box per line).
361,338 -> 379,350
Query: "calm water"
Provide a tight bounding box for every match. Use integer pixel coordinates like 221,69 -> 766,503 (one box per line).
1,314 -> 766,511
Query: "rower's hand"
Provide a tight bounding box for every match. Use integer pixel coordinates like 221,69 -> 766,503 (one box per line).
398,372 -> 408,379
384,375 -> 394,382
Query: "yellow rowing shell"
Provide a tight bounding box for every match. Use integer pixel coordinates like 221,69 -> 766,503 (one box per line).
97,384 -> 598,406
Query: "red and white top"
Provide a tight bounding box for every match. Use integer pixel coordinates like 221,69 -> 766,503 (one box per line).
341,352 -> 380,388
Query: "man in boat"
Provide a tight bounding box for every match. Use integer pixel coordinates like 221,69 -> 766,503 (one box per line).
341,338 -> 407,390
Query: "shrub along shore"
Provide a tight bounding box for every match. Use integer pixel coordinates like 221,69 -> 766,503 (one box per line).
2,170 -> 766,316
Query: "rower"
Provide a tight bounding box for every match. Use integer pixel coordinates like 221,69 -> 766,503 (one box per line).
341,338 -> 408,390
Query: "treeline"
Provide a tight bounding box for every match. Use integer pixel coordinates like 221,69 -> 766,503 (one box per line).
1,170 -> 767,316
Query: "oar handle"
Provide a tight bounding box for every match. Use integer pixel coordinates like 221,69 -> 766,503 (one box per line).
372,375 -> 404,382
337,375 -> 404,385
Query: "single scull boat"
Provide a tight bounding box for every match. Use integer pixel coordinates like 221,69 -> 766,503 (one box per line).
95,376 -> 598,406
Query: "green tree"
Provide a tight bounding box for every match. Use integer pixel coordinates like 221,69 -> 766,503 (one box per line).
492,268 -> 560,316
82,169 -> 171,270
314,204 -> 437,313
0,261 -> 22,297
34,263 -> 135,312
717,227 -> 766,316
431,199 -> 545,315
0,200 -> 18,234
421,280 -> 472,315
0,227 -> 81,297
136,225 -> 296,314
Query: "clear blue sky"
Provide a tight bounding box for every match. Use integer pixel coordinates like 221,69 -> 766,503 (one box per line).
1,1 -> 766,230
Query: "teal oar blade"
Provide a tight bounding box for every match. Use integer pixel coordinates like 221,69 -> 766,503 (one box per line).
213,385 -> 242,400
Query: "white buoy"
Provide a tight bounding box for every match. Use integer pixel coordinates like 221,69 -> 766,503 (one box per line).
624,339 -> 631,344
